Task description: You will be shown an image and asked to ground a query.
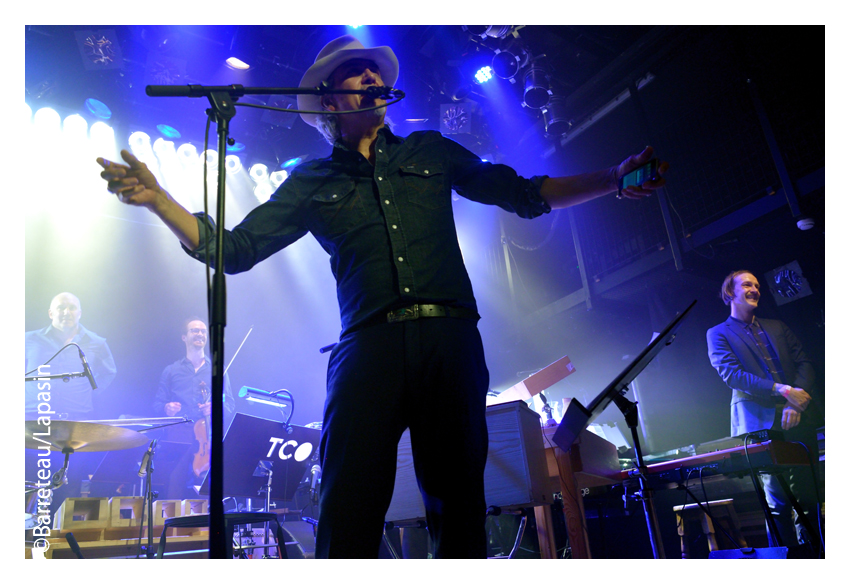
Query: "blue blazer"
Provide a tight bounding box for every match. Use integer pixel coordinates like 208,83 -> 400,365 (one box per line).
706,316 -> 815,436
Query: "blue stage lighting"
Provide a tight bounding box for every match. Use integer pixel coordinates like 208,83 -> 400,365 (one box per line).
226,141 -> 245,152
156,124 -> 181,139
281,157 -> 302,169
474,66 -> 494,84
85,98 -> 112,120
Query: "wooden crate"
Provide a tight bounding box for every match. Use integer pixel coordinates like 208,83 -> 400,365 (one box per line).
53,498 -> 109,531
107,496 -> 144,528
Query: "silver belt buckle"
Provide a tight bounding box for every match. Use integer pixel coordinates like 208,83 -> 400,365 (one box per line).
387,305 -> 419,323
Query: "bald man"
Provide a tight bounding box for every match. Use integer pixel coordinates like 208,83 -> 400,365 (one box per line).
25,292 -> 117,419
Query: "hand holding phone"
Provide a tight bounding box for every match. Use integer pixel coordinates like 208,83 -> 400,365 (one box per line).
618,158 -> 659,199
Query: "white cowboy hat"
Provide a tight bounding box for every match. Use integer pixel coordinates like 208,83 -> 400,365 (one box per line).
297,35 -> 399,127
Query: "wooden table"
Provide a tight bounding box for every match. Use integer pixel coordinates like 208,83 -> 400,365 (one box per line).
537,425 -> 621,558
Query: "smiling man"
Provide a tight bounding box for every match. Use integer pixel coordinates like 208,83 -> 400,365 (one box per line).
154,318 -> 235,499
97,34 -> 669,558
25,292 -> 117,419
707,270 -> 821,553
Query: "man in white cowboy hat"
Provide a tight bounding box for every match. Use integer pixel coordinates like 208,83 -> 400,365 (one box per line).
97,33 -> 668,558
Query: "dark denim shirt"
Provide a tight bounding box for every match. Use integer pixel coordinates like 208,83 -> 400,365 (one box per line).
153,355 -> 235,426
185,128 -> 550,336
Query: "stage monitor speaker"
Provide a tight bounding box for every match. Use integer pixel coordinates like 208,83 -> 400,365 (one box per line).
709,547 -> 788,559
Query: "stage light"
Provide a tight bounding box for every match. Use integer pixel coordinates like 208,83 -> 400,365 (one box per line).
89,121 -> 115,154
201,149 -> 219,168
465,26 -> 513,39
253,182 -> 275,203
85,98 -> 112,120
225,57 -> 251,70
225,154 -> 242,174
474,66 -> 494,84
156,124 -> 181,139
348,25 -> 363,29
542,96 -> 571,138
62,114 -> 88,139
270,170 -> 289,187
177,143 -> 199,166
226,141 -> 245,153
25,102 -> 32,122
281,157 -> 302,169
249,163 -> 269,183
33,107 -> 61,133
523,66 -> 551,109
129,131 -> 151,150
153,137 -> 176,157
492,47 -> 529,81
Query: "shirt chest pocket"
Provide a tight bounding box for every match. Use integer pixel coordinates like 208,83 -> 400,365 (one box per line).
399,162 -> 448,210
311,181 -> 365,234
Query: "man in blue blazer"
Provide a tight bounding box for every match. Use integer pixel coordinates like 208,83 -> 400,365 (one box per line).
707,269 -> 820,551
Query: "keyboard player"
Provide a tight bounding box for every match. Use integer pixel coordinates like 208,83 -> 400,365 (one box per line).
706,270 -> 822,553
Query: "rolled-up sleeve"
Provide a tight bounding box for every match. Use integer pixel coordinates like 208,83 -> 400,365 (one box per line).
442,136 -> 551,219
181,182 -> 310,273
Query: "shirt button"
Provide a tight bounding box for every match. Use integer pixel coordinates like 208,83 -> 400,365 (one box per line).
424,170 -> 429,174
392,224 -> 397,229
378,176 -> 383,181
332,194 -> 337,199
404,287 -> 410,293
378,149 -> 383,153
398,257 -> 404,262
385,200 -> 391,205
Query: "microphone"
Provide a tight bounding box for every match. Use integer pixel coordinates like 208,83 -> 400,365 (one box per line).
309,464 -> 322,491
78,347 -> 97,390
138,439 -> 158,477
363,86 -> 405,99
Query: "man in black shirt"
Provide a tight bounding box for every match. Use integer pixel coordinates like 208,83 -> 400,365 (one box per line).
155,318 -> 235,499
97,35 -> 668,557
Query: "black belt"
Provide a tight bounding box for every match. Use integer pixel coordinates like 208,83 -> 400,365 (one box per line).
385,304 -> 479,324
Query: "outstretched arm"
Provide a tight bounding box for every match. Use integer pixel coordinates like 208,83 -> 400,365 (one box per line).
540,146 -> 669,209
97,150 -> 201,250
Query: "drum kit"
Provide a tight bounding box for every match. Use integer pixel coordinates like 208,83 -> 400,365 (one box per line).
24,419 -> 160,531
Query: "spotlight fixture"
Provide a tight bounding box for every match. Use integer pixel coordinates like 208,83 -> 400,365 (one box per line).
156,124 -> 181,139
474,66 -> 494,84
523,66 -> 551,109
249,163 -> 269,183
491,43 -> 529,82
225,57 -> 251,70
85,98 -> 112,120
464,26 -> 514,39
541,96 -> 571,138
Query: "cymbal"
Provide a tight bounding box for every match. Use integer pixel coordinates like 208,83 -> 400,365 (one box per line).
25,420 -> 150,452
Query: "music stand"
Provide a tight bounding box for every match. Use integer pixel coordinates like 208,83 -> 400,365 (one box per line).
552,299 -> 697,559
199,413 -> 320,503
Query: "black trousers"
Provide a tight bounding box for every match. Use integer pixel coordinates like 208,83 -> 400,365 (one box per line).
315,317 -> 490,558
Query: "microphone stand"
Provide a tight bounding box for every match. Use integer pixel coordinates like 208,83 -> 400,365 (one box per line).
139,440 -> 157,558
145,82 -> 401,559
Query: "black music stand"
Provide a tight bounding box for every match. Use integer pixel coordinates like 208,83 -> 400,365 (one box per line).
552,299 -> 697,559
199,413 -> 320,503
